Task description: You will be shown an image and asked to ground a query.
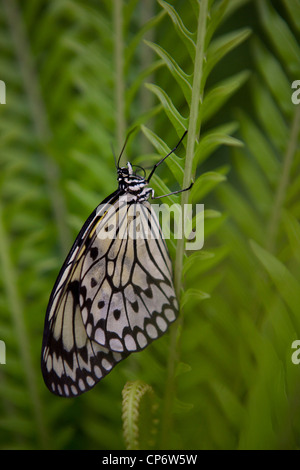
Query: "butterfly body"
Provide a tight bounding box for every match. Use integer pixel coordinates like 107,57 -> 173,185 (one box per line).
41,160 -> 179,397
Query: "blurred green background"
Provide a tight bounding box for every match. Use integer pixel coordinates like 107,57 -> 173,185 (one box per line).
0,0 -> 300,450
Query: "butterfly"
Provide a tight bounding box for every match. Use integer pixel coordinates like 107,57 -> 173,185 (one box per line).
41,130 -> 191,397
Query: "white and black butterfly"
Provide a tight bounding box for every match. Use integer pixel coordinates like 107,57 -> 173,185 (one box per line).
41,131 -> 190,397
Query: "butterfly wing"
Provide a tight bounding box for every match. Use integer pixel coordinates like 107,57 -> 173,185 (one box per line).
41,191 -> 129,397
79,195 -> 178,353
42,192 -> 178,397
42,281 -> 128,397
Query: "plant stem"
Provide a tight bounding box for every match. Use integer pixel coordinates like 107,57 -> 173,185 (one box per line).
161,0 -> 208,448
0,204 -> 49,448
174,0 -> 208,291
266,105 -> 300,252
3,0 -> 71,256
140,0 -> 155,154
114,0 -> 126,151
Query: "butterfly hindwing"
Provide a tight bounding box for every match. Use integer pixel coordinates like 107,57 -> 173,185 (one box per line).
79,196 -> 178,354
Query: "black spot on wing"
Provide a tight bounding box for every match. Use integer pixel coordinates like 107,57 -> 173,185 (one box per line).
68,280 -> 80,295
90,247 -> 99,261
131,300 -> 139,312
80,285 -> 87,298
144,287 -> 153,298
113,309 -> 121,320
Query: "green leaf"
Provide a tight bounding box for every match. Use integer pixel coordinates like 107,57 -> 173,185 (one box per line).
182,250 -> 215,276
193,131 -> 242,170
145,83 -> 188,134
175,361 -> 192,377
201,70 -> 250,123
251,37 -> 294,118
232,147 -> 274,217
124,9 -> 166,74
257,0 -> 300,76
144,40 -> 193,103
206,0 -> 230,45
193,121 -> 240,167
180,288 -> 210,309
211,381 -> 246,428
236,110 -> 280,185
282,0 -> 300,32
204,28 -> 251,88
158,0 -> 196,59
125,60 -> 165,113
251,77 -> 289,152
282,210 -> 300,264
217,184 -> 265,242
250,240 -> 300,334
191,169 -> 227,201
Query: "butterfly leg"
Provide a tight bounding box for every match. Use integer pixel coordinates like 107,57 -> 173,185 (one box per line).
150,181 -> 193,200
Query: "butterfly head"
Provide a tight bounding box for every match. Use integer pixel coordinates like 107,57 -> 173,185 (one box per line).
117,163 -> 152,201
117,162 -> 133,178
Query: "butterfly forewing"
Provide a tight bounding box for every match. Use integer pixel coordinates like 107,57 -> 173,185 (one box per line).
42,163 -> 179,397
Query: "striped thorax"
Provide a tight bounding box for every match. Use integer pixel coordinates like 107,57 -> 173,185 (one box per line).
118,163 -> 152,202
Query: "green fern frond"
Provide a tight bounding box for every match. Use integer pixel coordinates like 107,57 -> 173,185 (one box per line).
212,0 -> 300,450
122,380 -> 158,450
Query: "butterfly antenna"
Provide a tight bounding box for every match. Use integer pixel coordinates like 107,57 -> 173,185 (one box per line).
132,164 -> 146,178
147,130 -> 187,182
117,127 -> 137,168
